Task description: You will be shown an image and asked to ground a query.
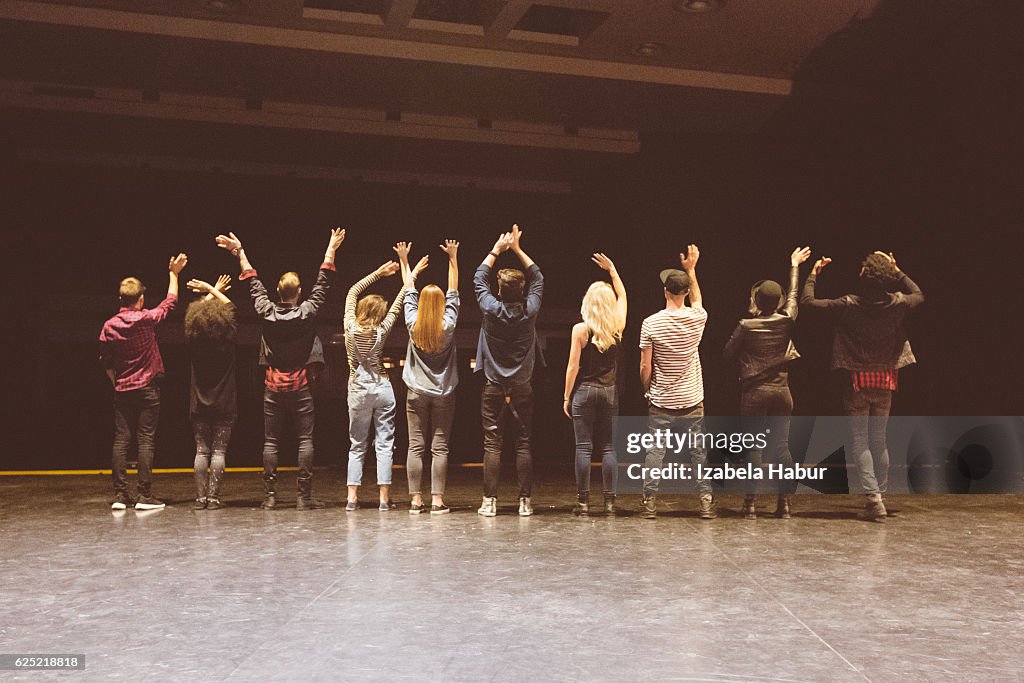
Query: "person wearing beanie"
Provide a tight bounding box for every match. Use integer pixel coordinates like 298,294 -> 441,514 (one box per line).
724,247 -> 811,520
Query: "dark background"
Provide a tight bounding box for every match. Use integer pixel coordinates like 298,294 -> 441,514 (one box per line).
2,0 -> 1021,471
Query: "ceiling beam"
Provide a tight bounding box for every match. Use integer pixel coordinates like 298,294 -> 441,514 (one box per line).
0,1 -> 792,96
484,0 -> 531,38
0,80 -> 641,154
384,0 -> 419,29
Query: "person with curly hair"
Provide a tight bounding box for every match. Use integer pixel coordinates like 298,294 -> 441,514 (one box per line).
801,250 -> 924,522
184,275 -> 237,510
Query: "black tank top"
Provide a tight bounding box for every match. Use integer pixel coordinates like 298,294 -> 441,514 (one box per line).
579,333 -> 619,387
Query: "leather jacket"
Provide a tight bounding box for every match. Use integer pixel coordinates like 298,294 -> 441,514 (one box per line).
723,265 -> 800,385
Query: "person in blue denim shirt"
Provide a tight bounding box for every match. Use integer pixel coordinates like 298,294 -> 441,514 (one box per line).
474,224 -> 544,517
395,240 -> 460,515
344,255 -> 407,512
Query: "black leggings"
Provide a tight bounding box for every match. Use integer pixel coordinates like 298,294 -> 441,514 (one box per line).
740,384 -> 795,495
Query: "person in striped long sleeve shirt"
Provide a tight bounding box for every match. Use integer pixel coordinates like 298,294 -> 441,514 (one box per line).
99,252 -> 188,511
344,253 -> 408,512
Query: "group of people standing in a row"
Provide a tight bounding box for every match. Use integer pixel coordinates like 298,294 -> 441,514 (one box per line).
100,224 -> 922,522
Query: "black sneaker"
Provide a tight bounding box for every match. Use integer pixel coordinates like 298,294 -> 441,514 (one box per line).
409,503 -> 426,515
135,496 -> 166,511
111,495 -> 134,511
261,494 -> 277,510
430,504 -> 450,515
296,497 -> 326,511
194,498 -> 208,510
206,498 -> 225,510
639,495 -> 657,519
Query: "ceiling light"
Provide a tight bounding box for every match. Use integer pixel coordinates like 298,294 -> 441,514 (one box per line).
673,0 -> 722,13
632,42 -> 665,57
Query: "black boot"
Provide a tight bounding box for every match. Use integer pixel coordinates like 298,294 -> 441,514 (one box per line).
261,474 -> 277,510
296,476 -> 325,510
572,492 -> 589,517
775,494 -> 791,519
603,493 -> 616,516
741,494 -> 757,520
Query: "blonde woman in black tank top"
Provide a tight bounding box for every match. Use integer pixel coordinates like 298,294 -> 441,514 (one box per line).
563,253 -> 627,516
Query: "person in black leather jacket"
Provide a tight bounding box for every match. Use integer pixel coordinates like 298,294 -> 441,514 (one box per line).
724,246 -> 811,520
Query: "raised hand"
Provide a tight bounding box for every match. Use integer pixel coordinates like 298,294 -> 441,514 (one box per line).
412,255 -> 430,278
376,260 -> 400,278
327,227 -> 346,253
187,279 -> 212,293
510,224 -> 523,252
214,274 -> 232,293
791,246 -> 812,267
215,232 -> 242,254
492,232 -> 513,254
393,241 -> 412,264
812,257 -> 832,275
680,244 -> 700,271
440,239 -> 459,259
591,252 -> 616,273
169,253 -> 188,274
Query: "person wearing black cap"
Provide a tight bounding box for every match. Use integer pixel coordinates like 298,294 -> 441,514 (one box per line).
801,250 -> 924,522
638,244 -> 713,519
724,247 -> 811,520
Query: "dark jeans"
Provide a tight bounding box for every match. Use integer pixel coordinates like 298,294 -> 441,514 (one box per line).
571,383 -> 618,496
111,385 -> 160,498
406,390 -> 454,496
740,384 -> 795,495
842,385 -> 892,495
481,381 -> 534,498
193,418 -> 234,500
644,402 -> 711,496
263,387 -> 315,492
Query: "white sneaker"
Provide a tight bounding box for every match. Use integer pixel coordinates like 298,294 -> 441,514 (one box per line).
518,496 -> 533,517
477,496 -> 497,517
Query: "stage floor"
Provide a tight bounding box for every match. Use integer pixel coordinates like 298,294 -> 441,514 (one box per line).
0,470 -> 1021,681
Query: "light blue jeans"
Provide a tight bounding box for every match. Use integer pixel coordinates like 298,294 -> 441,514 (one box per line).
347,376 -> 396,486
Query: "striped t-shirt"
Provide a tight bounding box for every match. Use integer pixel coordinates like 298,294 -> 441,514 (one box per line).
639,305 -> 708,410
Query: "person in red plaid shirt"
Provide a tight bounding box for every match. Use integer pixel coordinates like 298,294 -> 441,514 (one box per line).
217,228 -> 345,511
100,252 -> 188,511
801,250 -> 924,522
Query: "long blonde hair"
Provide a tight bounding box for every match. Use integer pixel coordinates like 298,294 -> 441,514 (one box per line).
411,285 -> 446,353
581,281 -> 621,352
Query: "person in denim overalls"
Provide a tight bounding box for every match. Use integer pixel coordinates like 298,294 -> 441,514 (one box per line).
344,257 -> 408,511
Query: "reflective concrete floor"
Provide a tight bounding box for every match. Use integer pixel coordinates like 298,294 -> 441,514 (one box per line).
0,470 -> 1021,682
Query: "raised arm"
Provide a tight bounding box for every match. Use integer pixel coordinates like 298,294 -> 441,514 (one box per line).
216,231 -> 274,316
784,246 -> 811,319
563,323 -> 586,418
346,261 -> 399,326
680,244 -> 702,309
800,257 -> 850,310
145,253 -> 186,322
511,225 -> 544,318
299,228 -> 345,317
592,252 -> 627,333
476,232 -> 512,314
879,251 -> 925,309
441,240 -> 459,293
189,275 -> 232,304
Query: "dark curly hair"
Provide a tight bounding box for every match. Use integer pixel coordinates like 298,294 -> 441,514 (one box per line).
185,298 -> 237,343
859,253 -> 899,292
